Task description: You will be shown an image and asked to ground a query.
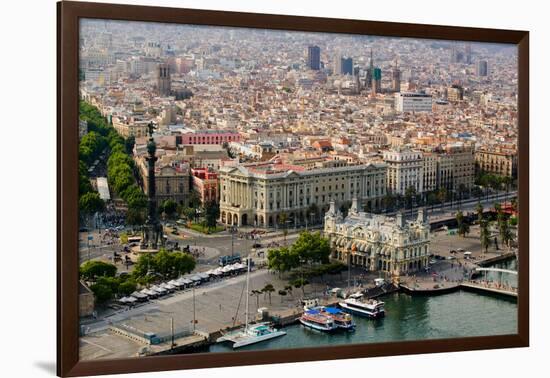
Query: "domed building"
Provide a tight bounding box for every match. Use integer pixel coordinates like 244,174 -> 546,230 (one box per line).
324,198 -> 431,277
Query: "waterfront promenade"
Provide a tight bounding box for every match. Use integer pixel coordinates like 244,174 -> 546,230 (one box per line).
80,218 -> 518,360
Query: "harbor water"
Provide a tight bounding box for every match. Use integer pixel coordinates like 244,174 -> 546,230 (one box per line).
209,290 -> 517,353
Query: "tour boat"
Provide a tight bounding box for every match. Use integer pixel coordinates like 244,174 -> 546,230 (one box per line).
217,322 -> 286,349
318,306 -> 356,330
216,259 -> 286,348
303,304 -> 356,330
299,309 -> 338,332
339,293 -> 385,318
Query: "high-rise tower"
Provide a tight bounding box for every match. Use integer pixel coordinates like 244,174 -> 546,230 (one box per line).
465,43 -> 472,64
372,67 -> 382,95
366,49 -> 374,89
476,60 -> 488,76
341,57 -> 353,75
391,58 -> 401,92
157,63 -> 171,96
307,45 -> 321,70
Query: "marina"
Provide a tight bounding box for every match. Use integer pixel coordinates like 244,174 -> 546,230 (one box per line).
209,290 -> 517,353
79,252 -> 519,359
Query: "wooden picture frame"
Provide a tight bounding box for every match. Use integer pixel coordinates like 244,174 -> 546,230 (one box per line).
58,1 -> 529,376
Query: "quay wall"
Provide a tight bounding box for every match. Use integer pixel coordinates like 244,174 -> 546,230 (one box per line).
399,284 -> 460,296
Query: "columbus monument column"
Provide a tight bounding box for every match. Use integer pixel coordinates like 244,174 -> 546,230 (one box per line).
140,121 -> 163,251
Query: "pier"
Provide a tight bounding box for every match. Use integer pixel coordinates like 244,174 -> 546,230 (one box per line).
459,282 -> 517,298
476,252 -> 517,267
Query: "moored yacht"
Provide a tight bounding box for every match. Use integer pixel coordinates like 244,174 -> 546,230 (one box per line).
217,322 -> 286,349
339,293 -> 385,318
215,258 -> 287,348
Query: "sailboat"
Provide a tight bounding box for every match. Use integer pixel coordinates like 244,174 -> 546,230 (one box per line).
216,259 -> 286,348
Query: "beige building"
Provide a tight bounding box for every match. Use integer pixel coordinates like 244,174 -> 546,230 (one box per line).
219,162 -> 387,228
445,144 -> 475,192
389,144 -> 476,196
113,117 -> 149,138
383,149 -> 424,195
422,153 -> 438,192
136,156 -> 191,205
324,200 -> 430,276
475,149 -> 517,178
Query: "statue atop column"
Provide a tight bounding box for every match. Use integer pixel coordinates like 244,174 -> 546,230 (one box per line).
141,121 -> 163,250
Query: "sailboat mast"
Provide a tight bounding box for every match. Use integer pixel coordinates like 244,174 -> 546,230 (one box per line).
245,258 -> 250,331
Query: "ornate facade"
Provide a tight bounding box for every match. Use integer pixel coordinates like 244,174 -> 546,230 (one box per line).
324,199 -> 430,276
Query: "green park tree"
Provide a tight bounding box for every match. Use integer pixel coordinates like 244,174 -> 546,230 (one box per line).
278,212 -> 289,244
90,283 -> 113,303
267,247 -> 299,277
125,135 -> 136,154
204,200 -> 220,229
118,280 -> 137,296
161,199 -> 178,219
290,231 -> 331,265
79,192 -> 105,215
133,249 -> 196,280
80,260 -> 117,281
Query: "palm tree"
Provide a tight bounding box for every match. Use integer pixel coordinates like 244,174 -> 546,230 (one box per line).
472,186 -> 483,202
278,290 -> 287,303
502,176 -> 512,207
437,188 -> 447,211
250,289 -> 262,310
382,193 -> 396,212
497,210 -> 513,250
476,202 -> 484,224
261,284 -> 275,305
457,183 -> 468,209
284,285 -> 294,298
307,203 -> 319,225
456,210 -> 470,237
404,186 -> 417,216
510,198 -> 518,213
427,191 -> 437,214
292,278 -> 309,297
479,220 -> 491,255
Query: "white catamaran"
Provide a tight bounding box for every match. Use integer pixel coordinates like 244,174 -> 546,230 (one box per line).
216,260 -> 286,348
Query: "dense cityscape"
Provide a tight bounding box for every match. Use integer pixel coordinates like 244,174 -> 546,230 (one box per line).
77,19 -> 519,360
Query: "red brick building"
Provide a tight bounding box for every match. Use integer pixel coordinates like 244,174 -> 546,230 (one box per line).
191,168 -> 219,204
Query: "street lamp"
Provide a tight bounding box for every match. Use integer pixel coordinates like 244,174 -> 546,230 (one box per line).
230,225 -> 237,256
